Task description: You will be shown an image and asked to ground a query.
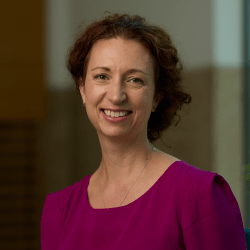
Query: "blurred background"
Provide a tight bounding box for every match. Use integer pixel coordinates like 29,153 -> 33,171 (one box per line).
0,0 -> 249,249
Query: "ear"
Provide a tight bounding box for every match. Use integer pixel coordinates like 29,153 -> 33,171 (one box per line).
79,77 -> 86,103
153,92 -> 163,110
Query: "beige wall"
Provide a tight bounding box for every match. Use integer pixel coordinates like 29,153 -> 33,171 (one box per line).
212,67 -> 245,222
72,0 -> 212,70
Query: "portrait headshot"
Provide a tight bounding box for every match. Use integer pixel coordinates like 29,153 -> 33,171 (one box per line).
41,8 -> 247,250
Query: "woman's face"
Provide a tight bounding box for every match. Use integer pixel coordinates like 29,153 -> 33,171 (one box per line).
79,37 -> 161,141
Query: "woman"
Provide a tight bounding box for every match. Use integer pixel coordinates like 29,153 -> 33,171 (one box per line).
41,12 -> 246,249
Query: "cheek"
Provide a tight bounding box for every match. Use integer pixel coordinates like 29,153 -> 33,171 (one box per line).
130,90 -> 152,113
84,86 -> 103,122
140,92 -> 153,111
85,84 -> 102,103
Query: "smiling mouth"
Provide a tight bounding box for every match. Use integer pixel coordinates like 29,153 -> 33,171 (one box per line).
100,109 -> 132,112
101,109 -> 132,117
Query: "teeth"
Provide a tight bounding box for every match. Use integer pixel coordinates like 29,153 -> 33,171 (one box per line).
103,109 -> 130,117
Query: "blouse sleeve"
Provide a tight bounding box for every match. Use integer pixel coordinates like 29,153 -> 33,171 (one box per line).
41,192 -> 62,250
182,173 -> 247,250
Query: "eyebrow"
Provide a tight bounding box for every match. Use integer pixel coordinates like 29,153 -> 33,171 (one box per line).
91,67 -> 148,77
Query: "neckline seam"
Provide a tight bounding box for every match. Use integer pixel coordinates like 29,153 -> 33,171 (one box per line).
87,160 -> 183,210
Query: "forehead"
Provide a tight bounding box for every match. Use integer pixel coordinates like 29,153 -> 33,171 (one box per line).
88,38 -> 154,73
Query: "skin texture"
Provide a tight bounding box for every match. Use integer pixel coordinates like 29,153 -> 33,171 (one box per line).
79,37 -> 163,193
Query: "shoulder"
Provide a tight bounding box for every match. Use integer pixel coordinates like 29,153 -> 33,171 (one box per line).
152,149 -> 181,174
171,159 -> 219,195
153,148 -> 217,183
154,149 -> 181,163
44,175 -> 91,209
179,165 -> 245,248
41,175 -> 91,248
177,162 -> 237,230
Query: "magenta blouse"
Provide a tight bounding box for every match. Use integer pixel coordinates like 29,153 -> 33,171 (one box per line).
41,160 -> 247,249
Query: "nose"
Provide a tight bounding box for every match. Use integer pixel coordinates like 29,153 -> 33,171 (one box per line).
107,80 -> 127,104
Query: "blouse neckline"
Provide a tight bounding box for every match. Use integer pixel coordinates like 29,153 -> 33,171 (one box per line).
86,160 -> 182,210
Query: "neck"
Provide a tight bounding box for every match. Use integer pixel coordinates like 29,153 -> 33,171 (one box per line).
98,136 -> 154,189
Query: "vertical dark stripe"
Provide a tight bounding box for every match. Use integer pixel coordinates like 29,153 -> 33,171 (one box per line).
0,121 -> 37,249
244,0 -> 250,229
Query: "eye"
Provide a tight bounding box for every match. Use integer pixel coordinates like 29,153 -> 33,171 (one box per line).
130,78 -> 144,84
94,75 -> 144,84
94,74 -> 108,80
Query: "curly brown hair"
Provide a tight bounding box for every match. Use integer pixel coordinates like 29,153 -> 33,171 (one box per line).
67,11 -> 192,146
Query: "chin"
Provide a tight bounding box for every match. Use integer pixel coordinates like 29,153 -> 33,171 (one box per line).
98,127 -> 132,139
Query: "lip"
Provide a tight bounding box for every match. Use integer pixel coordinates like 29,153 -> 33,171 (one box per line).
101,109 -> 132,123
101,108 -> 132,112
